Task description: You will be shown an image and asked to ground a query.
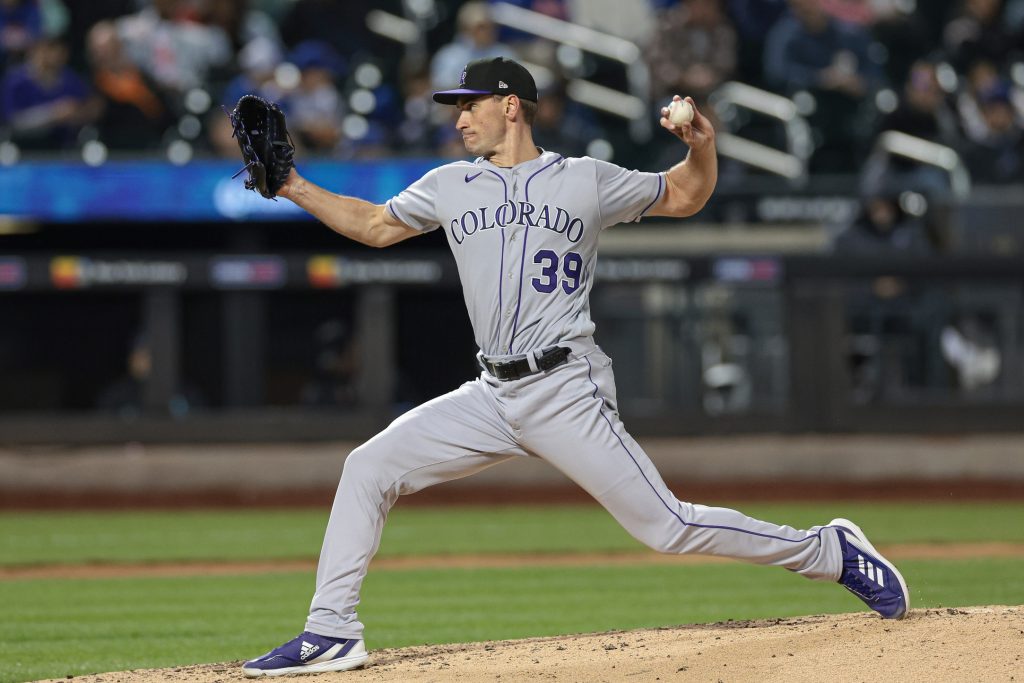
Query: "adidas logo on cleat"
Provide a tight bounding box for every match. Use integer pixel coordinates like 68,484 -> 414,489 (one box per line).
857,554 -> 885,587
299,641 -> 320,661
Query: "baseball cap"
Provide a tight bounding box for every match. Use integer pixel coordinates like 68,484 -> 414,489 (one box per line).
432,57 -> 538,104
289,40 -> 345,76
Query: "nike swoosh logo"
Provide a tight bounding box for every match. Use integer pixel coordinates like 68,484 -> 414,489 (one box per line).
465,171 -> 483,183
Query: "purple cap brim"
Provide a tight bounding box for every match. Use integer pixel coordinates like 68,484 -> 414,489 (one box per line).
432,88 -> 493,104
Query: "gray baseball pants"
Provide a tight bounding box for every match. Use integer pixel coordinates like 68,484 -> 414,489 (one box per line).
305,348 -> 842,639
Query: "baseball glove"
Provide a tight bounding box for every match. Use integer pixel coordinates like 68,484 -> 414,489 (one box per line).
228,94 -> 295,199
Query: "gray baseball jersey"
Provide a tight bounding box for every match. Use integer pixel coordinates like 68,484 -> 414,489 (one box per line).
304,152 -> 842,640
385,151 -> 661,357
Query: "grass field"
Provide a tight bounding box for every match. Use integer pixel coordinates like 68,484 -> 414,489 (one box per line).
2,503 -> 1023,683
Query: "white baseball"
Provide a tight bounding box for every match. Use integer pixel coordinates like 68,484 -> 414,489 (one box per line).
668,99 -> 694,126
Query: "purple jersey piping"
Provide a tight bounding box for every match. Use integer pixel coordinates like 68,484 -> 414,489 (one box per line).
584,357 -> 823,545
485,168 -> 509,351
637,173 -> 664,219
508,155 -> 564,353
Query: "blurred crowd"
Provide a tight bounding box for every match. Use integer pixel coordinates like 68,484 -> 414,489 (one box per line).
1,0 -> 1023,181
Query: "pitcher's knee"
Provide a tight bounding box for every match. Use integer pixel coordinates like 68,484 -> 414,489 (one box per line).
641,532 -> 680,554
623,522 -> 683,554
339,443 -> 390,494
632,509 -> 695,553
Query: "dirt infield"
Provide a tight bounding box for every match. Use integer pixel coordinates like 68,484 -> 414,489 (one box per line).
36,606 -> 1023,683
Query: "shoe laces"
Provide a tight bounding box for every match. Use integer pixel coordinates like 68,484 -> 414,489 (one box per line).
841,566 -> 880,601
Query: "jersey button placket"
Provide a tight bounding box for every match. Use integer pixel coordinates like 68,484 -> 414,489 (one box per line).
504,169 -> 521,358
507,383 -> 521,435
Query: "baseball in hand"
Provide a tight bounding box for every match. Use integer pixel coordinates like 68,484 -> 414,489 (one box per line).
668,99 -> 694,126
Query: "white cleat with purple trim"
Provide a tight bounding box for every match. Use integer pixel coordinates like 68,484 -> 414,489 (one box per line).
831,518 -> 910,619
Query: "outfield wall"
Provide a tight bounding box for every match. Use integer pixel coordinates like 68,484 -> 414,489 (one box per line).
3,435 -> 1023,507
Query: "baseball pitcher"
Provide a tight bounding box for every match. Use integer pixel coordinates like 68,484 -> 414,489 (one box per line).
232,57 -> 909,677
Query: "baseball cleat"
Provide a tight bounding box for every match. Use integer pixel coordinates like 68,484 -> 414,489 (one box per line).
242,632 -> 368,677
831,518 -> 909,619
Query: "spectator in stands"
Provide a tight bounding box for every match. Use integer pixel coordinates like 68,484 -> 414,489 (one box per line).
430,2 -> 513,92
833,191 -> 940,255
1006,0 -> 1024,33
200,0 -> 281,54
394,55 -> 445,155
1,35 -> 99,149
96,333 -> 205,419
530,80 -> 603,158
878,60 -> 961,148
0,0 -> 42,70
62,0 -> 135,73
763,0 -> 885,171
943,0 -> 1015,73
301,319 -> 357,408
220,34 -> 284,109
208,35 -> 288,157
860,60 -> 962,208
765,0 -> 883,101
958,58 -> 1007,144
278,0 -> 393,72
647,0 -> 737,107
962,79 -> 1024,182
868,1 -> 936,87
726,0 -> 787,83
86,20 -> 171,149
820,0 -> 876,25
114,0 -> 231,98
280,40 -> 345,153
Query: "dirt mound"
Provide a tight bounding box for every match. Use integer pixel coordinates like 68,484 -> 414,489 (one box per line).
40,606 -> 1022,683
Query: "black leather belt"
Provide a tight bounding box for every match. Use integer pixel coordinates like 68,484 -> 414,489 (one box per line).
482,346 -> 571,381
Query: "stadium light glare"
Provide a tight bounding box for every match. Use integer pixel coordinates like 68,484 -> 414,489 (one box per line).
81,140 -> 108,167
178,115 -> 202,140
936,63 -> 958,93
275,63 -> 301,91
556,44 -> 583,71
875,89 -> 899,114
167,140 -> 193,166
342,115 -> 369,140
185,88 -> 212,115
354,63 -> 383,90
586,139 -> 614,161
349,89 -> 377,115
0,141 -> 19,166
1012,62 -> 1024,88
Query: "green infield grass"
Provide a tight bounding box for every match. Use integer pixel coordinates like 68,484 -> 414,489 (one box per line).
1,559 -> 1022,683
2,502 -> 1024,566
1,503 -> 1023,683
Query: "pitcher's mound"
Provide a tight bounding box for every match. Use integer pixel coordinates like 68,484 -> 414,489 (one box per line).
43,606 -> 1023,682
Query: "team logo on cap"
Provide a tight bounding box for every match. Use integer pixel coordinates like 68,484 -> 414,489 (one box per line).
459,69 -> 467,86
